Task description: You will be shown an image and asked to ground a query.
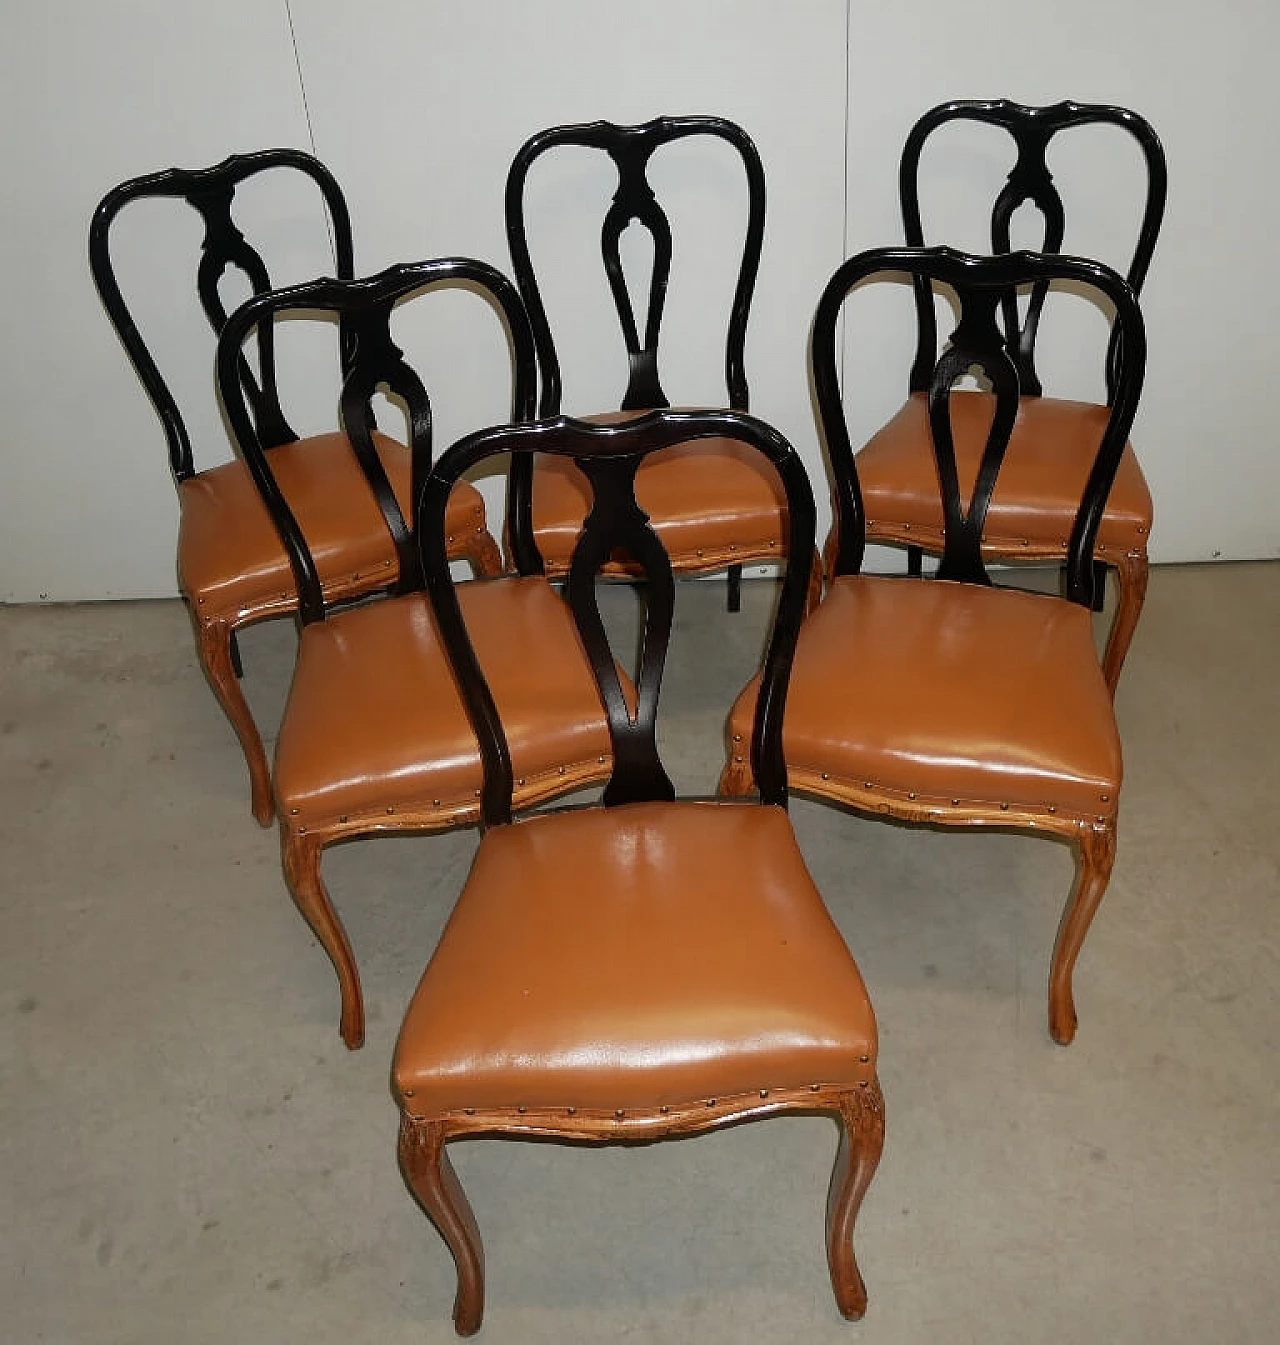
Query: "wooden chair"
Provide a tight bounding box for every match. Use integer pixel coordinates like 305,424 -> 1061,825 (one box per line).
216,259 -> 618,1049
723,246 -> 1146,1046
89,150 -> 504,826
505,116 -> 817,612
850,100 -> 1166,694
395,409 -> 883,1334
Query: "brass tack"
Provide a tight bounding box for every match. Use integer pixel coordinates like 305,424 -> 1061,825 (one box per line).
1097,815 -> 1106,823
859,1080 -> 869,1089
733,733 -> 742,743
298,826 -> 307,835
760,1089 -> 769,1098
1020,538 -> 1029,547
864,781 -> 873,790
598,755 -> 606,764
403,1088 -> 414,1098
352,572 -> 360,581
810,1083 -> 821,1092
474,789 -> 481,798
1048,805 -> 1056,814
432,799 -> 440,807
518,1106 -> 527,1114
615,1109 -> 625,1119
859,1054 -> 870,1063
447,535 -> 454,543
769,539 -> 777,547
290,808 -> 299,816
384,559 -> 392,567
1100,794 -> 1110,803
821,772 -> 830,780
517,777 -> 526,786
951,798 -> 960,806
660,1105 -> 669,1114
197,597 -> 205,605
567,1106 -> 577,1115
696,549 -> 704,557
386,806 -> 395,814
465,1108 -> 474,1116
1000,802 -> 1009,811
908,791 -> 917,800
729,544 -> 737,551
557,765 -> 566,775
339,815 -> 347,824
707,1098 -> 717,1107
903,522 -> 912,530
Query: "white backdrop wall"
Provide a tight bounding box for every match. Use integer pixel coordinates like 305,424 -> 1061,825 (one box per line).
2,0 -> 1276,602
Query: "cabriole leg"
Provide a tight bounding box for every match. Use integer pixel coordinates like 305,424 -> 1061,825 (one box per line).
826,1081 -> 886,1320
1101,551 -> 1149,697
281,826 -> 364,1048
1049,822 -> 1118,1045
400,1118 -> 486,1337
193,612 -> 273,826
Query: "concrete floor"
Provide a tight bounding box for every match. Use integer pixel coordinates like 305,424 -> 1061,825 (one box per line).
2,562 -> 1278,1344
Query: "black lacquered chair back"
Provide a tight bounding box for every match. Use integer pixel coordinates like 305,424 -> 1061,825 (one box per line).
901,100 -> 1166,401
215,258 -> 536,625
420,411 -> 815,827
814,246 -> 1146,607
89,149 -> 355,482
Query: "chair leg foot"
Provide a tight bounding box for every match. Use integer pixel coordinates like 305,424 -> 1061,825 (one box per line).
193,614 -> 274,826
281,826 -> 364,1049
400,1118 -> 486,1337
826,1081 -> 885,1320
463,528 -> 505,579
727,563 -> 743,613
1101,552 -> 1148,698
1049,822 -> 1117,1045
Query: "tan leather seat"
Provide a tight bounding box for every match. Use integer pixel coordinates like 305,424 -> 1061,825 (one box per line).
275,578 -> 616,832
856,390 -> 1151,557
178,431 -> 489,620
531,433 -> 789,574
395,800 -> 877,1118
727,574 -> 1121,820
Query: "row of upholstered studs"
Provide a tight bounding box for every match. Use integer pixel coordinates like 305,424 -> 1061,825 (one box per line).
869,520 -> 1148,546
400,1065 -> 875,1109
289,757 -> 616,832
730,733 -> 1112,818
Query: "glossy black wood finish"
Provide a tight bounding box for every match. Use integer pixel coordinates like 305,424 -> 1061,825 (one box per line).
901,100 -> 1166,401
89,149 -> 355,483
420,411 -> 815,828
814,247 -> 1145,607
215,259 -> 536,626
503,117 -> 766,575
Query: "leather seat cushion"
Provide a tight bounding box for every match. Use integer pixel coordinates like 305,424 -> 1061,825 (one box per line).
728,575 -> 1121,817
395,800 -> 877,1117
274,578 -> 614,828
531,412 -> 788,571
177,431 -> 488,620
855,391 -> 1152,556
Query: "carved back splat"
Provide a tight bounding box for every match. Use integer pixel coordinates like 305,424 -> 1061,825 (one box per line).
900,100 -> 1166,400
90,149 -> 355,480
215,258 -> 536,626
420,411 -> 814,828
813,247 -> 1146,608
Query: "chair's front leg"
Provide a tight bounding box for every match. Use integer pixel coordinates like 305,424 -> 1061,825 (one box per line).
826,1081 -> 886,1320
1049,821 -> 1118,1045
399,1118 -> 486,1337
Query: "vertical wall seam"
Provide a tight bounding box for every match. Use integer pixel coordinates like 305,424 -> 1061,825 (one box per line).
283,0 -> 337,267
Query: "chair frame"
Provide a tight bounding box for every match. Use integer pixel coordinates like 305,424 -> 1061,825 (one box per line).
217,258 -> 541,1049
882,100 -> 1166,691
89,150 -> 504,826
503,116 -> 769,609
403,409 -> 884,1332
725,244 -> 1146,1044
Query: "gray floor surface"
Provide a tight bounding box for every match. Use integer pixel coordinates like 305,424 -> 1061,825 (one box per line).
2,562 -> 1278,1344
